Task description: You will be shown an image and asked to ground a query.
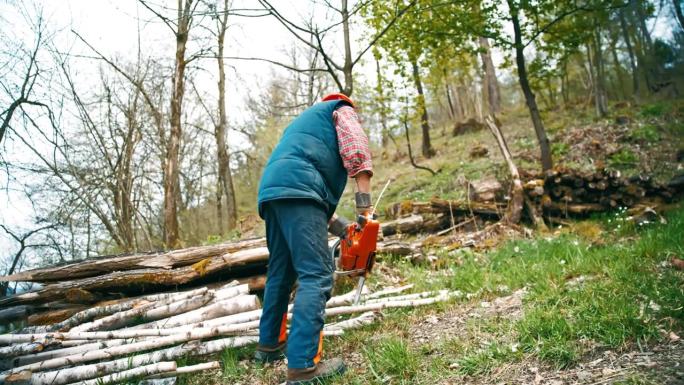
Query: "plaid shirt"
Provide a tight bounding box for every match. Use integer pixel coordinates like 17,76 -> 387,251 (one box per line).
332,106 -> 373,177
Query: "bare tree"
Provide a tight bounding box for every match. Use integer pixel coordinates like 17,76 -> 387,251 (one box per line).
257,0 -> 416,96
1,224 -> 54,296
139,0 -> 202,248
211,0 -> 238,234
0,7 -> 52,150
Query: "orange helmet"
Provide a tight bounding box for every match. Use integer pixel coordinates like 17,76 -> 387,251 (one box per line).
321,93 -> 355,108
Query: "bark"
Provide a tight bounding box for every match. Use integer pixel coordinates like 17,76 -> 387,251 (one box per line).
341,0 -> 353,96
164,0 -> 195,248
0,342 -> 46,359
376,59 -> 390,148
619,9 -> 640,97
485,117 -> 524,224
215,0 -> 238,234
1,238 -> 266,282
507,0 -> 553,171
63,361 -> 177,385
592,25 -> 608,117
402,114 -> 436,175
324,291 -> 452,317
674,0 -> 684,31
478,37 -> 501,115
410,59 -> 434,158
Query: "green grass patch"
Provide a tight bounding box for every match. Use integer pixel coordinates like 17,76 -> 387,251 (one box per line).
364,337 -> 419,383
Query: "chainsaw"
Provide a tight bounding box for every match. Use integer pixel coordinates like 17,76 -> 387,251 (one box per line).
331,180 -> 391,305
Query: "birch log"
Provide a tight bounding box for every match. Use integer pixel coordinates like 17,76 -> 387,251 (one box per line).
23,337 -> 257,385
6,339 -> 132,369
364,285 -> 414,300
62,361 -> 177,385
71,292 -> 213,332
4,321 -> 263,373
129,294 -> 260,330
146,362 -> 220,379
0,342 -> 45,359
37,288 -> 209,333
325,311 -> 378,331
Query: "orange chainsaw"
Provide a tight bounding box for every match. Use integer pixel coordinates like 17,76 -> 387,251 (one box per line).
331,180 -> 391,304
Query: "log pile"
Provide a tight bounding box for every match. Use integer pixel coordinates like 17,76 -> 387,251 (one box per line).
0,238 -> 413,326
382,169 -> 681,237
0,282 -> 457,385
527,168 -> 677,217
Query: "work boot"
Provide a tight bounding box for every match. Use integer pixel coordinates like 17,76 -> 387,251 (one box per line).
253,342 -> 286,364
286,358 -> 347,384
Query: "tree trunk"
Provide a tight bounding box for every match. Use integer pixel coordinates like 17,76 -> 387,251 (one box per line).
216,0 -> 238,234
508,0 -> 553,171
610,34 -> 627,100
485,117 -> 523,224
341,0 -> 353,96
164,0 -> 194,249
376,59 -> 390,148
619,9 -> 640,97
478,37 -> 501,115
592,25 -> 608,117
410,59 -> 434,158
674,0 -> 684,31
442,69 -> 456,120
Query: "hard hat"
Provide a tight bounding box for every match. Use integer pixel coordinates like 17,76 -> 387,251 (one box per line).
321,93 -> 355,108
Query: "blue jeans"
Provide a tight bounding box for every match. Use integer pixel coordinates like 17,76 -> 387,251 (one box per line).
258,199 -> 334,369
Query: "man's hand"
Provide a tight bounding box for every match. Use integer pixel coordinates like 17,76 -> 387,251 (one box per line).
328,215 -> 351,238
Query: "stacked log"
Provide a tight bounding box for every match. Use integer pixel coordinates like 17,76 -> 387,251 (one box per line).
527,168 -> 676,217
0,283 -> 457,385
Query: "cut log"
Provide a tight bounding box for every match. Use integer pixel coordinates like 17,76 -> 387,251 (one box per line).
1,238 -> 266,283
147,362 -> 220,379
0,248 -> 269,307
376,241 -> 413,256
62,361 -> 177,385
468,178 -> 502,202
381,214 -> 424,236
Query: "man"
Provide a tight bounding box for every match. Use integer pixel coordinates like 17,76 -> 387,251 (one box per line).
255,93 -> 373,384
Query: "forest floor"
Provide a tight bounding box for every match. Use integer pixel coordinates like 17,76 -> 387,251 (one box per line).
184,101 -> 684,384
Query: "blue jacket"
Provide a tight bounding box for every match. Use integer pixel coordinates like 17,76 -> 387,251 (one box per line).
257,100 -> 350,219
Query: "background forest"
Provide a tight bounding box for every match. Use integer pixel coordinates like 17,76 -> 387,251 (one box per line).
1,0 -> 683,295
